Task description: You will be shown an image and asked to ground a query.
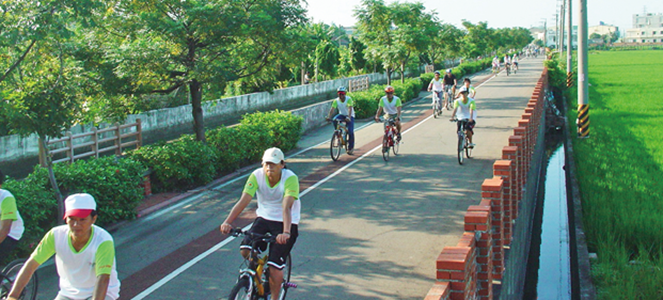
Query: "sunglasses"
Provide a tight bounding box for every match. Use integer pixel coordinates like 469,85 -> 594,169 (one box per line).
338,92 -> 346,95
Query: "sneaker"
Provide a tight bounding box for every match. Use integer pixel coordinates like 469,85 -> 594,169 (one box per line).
468,143 -> 476,148
347,149 -> 354,155
397,134 -> 402,142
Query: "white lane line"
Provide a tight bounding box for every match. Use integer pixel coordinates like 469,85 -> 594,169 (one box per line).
132,70 -> 499,299
130,109 -> 434,300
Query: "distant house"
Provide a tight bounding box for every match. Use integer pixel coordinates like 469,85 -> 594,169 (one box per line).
625,13 -> 663,43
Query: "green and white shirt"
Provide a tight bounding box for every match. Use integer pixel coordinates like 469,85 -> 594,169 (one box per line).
379,95 -> 402,115
454,98 -> 477,120
243,168 -> 300,224
31,225 -> 120,300
0,189 -> 24,240
332,96 -> 355,118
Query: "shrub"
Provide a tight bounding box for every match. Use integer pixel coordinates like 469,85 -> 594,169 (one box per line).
240,110 -> 303,152
128,137 -> 218,192
206,124 -> 273,173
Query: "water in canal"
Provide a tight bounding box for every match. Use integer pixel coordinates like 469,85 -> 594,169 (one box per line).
523,141 -> 572,300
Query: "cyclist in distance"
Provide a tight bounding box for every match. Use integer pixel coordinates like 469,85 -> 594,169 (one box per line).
326,86 -> 355,155
6,193 -> 120,300
512,54 -> 519,71
449,86 -> 477,148
492,56 -> 500,74
374,86 -> 403,141
457,78 -> 476,99
427,71 -> 444,111
443,69 -> 458,109
504,54 -> 511,71
220,147 -> 300,300
0,169 -> 24,266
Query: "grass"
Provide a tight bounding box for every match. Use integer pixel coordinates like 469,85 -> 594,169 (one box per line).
567,50 -> 663,299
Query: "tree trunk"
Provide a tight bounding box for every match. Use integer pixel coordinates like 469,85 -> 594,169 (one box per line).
400,63 -> 405,83
41,136 -> 64,224
189,79 -> 206,142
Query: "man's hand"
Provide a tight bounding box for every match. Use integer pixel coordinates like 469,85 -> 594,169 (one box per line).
374,116 -> 380,123
276,233 -> 290,245
220,222 -> 233,234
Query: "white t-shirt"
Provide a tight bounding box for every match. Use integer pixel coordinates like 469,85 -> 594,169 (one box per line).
0,189 -> 24,240
379,95 -> 402,115
454,98 -> 477,120
32,225 -> 120,300
244,168 -> 301,224
429,78 -> 444,92
332,96 -> 355,118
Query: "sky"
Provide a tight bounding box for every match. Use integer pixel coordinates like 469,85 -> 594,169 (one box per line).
305,0 -> 663,34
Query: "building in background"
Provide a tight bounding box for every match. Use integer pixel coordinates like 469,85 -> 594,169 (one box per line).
625,13 -> 663,43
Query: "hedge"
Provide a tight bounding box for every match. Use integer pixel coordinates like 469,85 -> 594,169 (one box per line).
350,78 -> 422,119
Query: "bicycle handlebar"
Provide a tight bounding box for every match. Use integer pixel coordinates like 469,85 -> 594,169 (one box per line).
231,228 -> 277,243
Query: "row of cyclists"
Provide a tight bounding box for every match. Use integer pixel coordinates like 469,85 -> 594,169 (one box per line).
1,69 -> 478,300
492,54 -> 520,74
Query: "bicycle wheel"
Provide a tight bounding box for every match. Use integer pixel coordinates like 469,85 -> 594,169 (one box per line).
1,259 -> 38,300
330,131 -> 342,161
276,255 -> 292,300
382,135 -> 390,161
506,66 -> 510,76
465,136 -> 473,159
433,103 -> 438,118
392,138 -> 399,155
457,133 -> 465,165
228,277 -> 253,300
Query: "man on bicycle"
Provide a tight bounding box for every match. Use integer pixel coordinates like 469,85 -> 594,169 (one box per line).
0,169 -> 24,266
512,54 -> 519,71
326,86 -> 355,155
6,193 -> 120,300
449,86 -> 477,148
443,69 -> 457,109
492,56 -> 500,74
374,86 -> 402,141
457,78 -> 476,99
427,71 -> 444,112
220,147 -> 300,300
504,55 -> 511,71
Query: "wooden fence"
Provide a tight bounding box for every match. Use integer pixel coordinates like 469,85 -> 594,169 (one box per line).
39,119 -> 142,166
425,64 -> 435,73
348,76 -> 370,92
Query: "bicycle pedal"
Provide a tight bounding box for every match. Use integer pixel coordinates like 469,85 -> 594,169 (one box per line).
285,282 -> 298,289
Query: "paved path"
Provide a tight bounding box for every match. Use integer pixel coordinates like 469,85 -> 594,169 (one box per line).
33,57 -> 544,300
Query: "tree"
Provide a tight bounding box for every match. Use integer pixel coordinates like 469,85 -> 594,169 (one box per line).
104,0 -> 306,142
355,0 -> 397,84
461,20 -> 496,59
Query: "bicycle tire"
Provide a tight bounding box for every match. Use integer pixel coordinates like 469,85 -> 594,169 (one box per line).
457,133 -> 465,165
275,254 -> 292,300
433,103 -> 438,118
392,139 -> 399,155
1,259 -> 38,300
465,136 -> 473,159
330,131 -> 342,161
228,277 -> 253,300
382,135 -> 390,161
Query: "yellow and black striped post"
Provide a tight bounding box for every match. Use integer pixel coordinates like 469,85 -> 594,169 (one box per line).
566,72 -> 574,88
577,104 -> 589,138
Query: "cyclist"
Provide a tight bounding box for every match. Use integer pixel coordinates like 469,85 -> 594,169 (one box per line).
220,147 -> 300,300
0,169 -> 24,266
492,56 -> 500,74
374,86 -> 402,141
457,78 -> 476,99
449,86 -> 477,148
326,86 -> 355,155
512,54 -> 519,71
6,193 -> 120,300
504,55 -> 511,72
443,69 -> 457,110
427,71 -> 444,112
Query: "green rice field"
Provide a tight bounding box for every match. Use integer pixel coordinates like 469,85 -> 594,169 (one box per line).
568,50 -> 663,299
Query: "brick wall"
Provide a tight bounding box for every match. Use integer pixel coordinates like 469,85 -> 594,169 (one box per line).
423,68 -> 549,300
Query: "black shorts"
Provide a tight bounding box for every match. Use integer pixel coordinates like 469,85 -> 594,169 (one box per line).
457,119 -> 476,133
240,217 -> 298,270
0,236 -> 19,265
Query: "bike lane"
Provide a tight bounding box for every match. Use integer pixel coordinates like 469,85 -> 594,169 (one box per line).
33,57 -> 544,300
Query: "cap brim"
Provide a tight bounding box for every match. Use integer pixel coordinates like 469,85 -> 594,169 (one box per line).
63,209 -> 93,220
262,158 -> 282,165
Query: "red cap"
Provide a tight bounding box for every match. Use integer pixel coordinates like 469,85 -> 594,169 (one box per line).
63,193 -> 97,220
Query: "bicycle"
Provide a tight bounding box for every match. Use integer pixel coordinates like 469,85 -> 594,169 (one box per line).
450,118 -> 473,165
444,85 -> 455,110
0,259 -> 38,300
380,118 -> 400,161
227,229 -> 295,300
431,91 -> 443,118
329,119 -> 349,161
505,63 -> 511,76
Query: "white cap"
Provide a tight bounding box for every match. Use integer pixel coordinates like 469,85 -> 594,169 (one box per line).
63,193 -> 97,220
262,147 -> 285,164
458,86 -> 469,94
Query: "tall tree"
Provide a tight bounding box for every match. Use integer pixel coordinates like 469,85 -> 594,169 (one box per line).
104,0 -> 306,142
355,0 -> 397,84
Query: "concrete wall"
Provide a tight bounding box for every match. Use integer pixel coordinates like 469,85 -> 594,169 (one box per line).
0,73 -> 390,178
424,69 -> 549,300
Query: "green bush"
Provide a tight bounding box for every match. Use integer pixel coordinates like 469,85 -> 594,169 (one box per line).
206,124 -> 273,173
240,110 -> 303,152
128,137 -> 218,192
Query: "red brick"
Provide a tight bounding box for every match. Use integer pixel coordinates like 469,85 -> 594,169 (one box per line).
465,211 -> 489,224
425,282 -> 450,300
481,178 -> 503,191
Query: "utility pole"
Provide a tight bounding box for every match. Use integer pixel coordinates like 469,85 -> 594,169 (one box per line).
566,0 -> 573,87
577,0 -> 589,138
560,0 -> 566,56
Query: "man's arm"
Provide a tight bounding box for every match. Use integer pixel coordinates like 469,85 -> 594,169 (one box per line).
220,192 -> 253,233
277,195 -> 296,245
397,106 -> 402,120
0,219 -> 12,244
92,274 -> 110,300
7,258 -> 40,300
374,107 -> 383,122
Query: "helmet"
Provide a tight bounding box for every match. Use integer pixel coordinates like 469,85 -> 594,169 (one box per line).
434,71 -> 440,75
384,86 -> 395,93
337,86 -> 347,93
446,68 -> 452,73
